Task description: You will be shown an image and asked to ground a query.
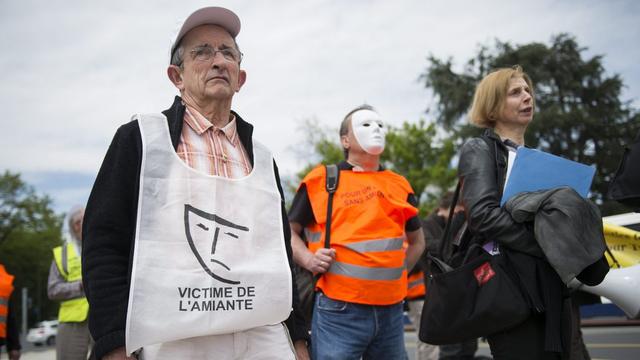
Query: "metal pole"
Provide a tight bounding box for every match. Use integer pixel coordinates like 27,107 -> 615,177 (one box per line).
21,287 -> 27,335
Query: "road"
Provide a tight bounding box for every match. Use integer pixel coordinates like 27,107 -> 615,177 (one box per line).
404,326 -> 640,360
17,326 -> 640,359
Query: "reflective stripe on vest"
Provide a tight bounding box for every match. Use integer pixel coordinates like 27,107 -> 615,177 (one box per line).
0,265 -> 15,338
406,271 -> 426,299
304,228 -> 322,244
52,244 -> 89,322
303,165 -> 418,305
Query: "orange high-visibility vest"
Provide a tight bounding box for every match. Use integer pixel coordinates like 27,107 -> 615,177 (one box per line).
302,165 -> 418,305
406,270 -> 426,300
0,264 -> 15,339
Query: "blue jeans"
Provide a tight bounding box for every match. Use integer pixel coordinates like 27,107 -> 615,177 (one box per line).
311,292 -> 407,360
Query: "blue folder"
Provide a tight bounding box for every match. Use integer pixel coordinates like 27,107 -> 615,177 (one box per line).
500,147 -> 596,206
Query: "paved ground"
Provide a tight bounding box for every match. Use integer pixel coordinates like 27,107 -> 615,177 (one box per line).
16,348 -> 54,360
17,326 -> 640,359
405,326 -> 640,360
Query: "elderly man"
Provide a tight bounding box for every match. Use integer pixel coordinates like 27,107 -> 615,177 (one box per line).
83,7 -> 307,360
289,105 -> 426,359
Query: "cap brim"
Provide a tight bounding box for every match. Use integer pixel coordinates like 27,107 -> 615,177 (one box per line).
171,7 -> 241,56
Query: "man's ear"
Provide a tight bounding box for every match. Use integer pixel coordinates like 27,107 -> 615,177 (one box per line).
236,69 -> 247,92
167,65 -> 184,91
340,135 -> 350,151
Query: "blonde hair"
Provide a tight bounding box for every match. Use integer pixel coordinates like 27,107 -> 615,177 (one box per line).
468,65 -> 534,128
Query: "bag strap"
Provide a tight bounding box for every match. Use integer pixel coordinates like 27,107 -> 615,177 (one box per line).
312,164 -> 339,282
437,181 -> 462,259
323,164 -> 340,249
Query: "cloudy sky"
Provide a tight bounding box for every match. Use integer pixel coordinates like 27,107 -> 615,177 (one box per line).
1,0 -> 639,214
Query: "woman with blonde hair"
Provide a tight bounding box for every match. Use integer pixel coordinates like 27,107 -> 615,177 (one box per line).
457,66 -> 568,359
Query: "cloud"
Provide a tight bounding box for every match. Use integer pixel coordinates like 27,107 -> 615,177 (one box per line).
1,0 -> 638,213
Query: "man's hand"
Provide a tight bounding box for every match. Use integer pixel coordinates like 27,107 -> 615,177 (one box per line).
303,248 -> 336,273
290,222 -> 336,274
293,339 -> 310,360
8,350 -> 20,360
103,347 -> 136,360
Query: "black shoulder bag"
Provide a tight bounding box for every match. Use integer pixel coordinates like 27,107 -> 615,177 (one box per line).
419,138 -> 530,345
295,164 -> 339,330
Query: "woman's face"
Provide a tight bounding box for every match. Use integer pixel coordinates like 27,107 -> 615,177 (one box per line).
498,76 -> 533,127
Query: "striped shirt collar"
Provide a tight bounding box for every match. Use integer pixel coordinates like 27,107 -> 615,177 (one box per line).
184,105 -> 238,143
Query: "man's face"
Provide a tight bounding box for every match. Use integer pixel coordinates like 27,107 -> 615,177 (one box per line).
350,109 -> 386,155
171,25 -> 246,103
72,211 -> 84,242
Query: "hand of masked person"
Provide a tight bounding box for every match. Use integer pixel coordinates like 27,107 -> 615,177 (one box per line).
304,248 -> 336,273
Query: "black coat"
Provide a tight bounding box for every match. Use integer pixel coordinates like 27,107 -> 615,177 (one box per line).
82,96 -> 306,359
458,129 -> 571,354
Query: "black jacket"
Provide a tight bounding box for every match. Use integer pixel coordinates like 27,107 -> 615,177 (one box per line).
505,187 -> 608,285
458,130 -> 541,255
82,96 -> 306,359
458,129 -> 570,354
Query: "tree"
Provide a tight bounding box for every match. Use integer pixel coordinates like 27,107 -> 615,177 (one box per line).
381,120 -> 456,213
0,171 -> 63,327
421,33 -> 640,215
290,118 -> 456,216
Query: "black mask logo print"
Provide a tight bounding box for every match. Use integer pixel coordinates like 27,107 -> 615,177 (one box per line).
184,204 -> 249,284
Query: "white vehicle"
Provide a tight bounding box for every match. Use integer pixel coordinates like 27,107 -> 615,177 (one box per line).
603,212 -> 640,231
26,320 -> 58,346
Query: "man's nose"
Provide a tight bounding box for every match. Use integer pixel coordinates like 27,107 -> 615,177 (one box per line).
210,52 -> 226,67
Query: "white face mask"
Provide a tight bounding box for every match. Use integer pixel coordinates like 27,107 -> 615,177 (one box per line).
351,109 -> 386,155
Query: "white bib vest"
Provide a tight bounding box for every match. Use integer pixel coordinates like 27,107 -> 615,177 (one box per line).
125,114 -> 292,353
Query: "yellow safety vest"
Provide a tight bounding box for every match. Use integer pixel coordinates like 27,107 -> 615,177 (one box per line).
0,264 -> 14,338
53,243 -> 89,322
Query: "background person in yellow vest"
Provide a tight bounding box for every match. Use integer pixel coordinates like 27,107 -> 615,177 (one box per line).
47,206 -> 92,360
0,263 -> 20,360
289,104 -> 426,359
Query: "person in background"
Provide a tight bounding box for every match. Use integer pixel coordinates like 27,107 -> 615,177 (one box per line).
289,104 -> 426,359
48,205 -> 92,360
0,263 -> 21,360
405,265 -> 438,360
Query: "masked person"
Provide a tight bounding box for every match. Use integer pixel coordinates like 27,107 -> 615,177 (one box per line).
82,7 -> 307,360
289,105 -> 426,359
48,206 -> 92,360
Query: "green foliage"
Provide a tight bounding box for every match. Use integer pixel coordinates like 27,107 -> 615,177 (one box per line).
382,120 -> 456,214
0,171 -> 63,327
421,33 -> 640,214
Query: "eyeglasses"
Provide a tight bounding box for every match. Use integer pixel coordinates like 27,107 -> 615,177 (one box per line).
189,45 -> 243,64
